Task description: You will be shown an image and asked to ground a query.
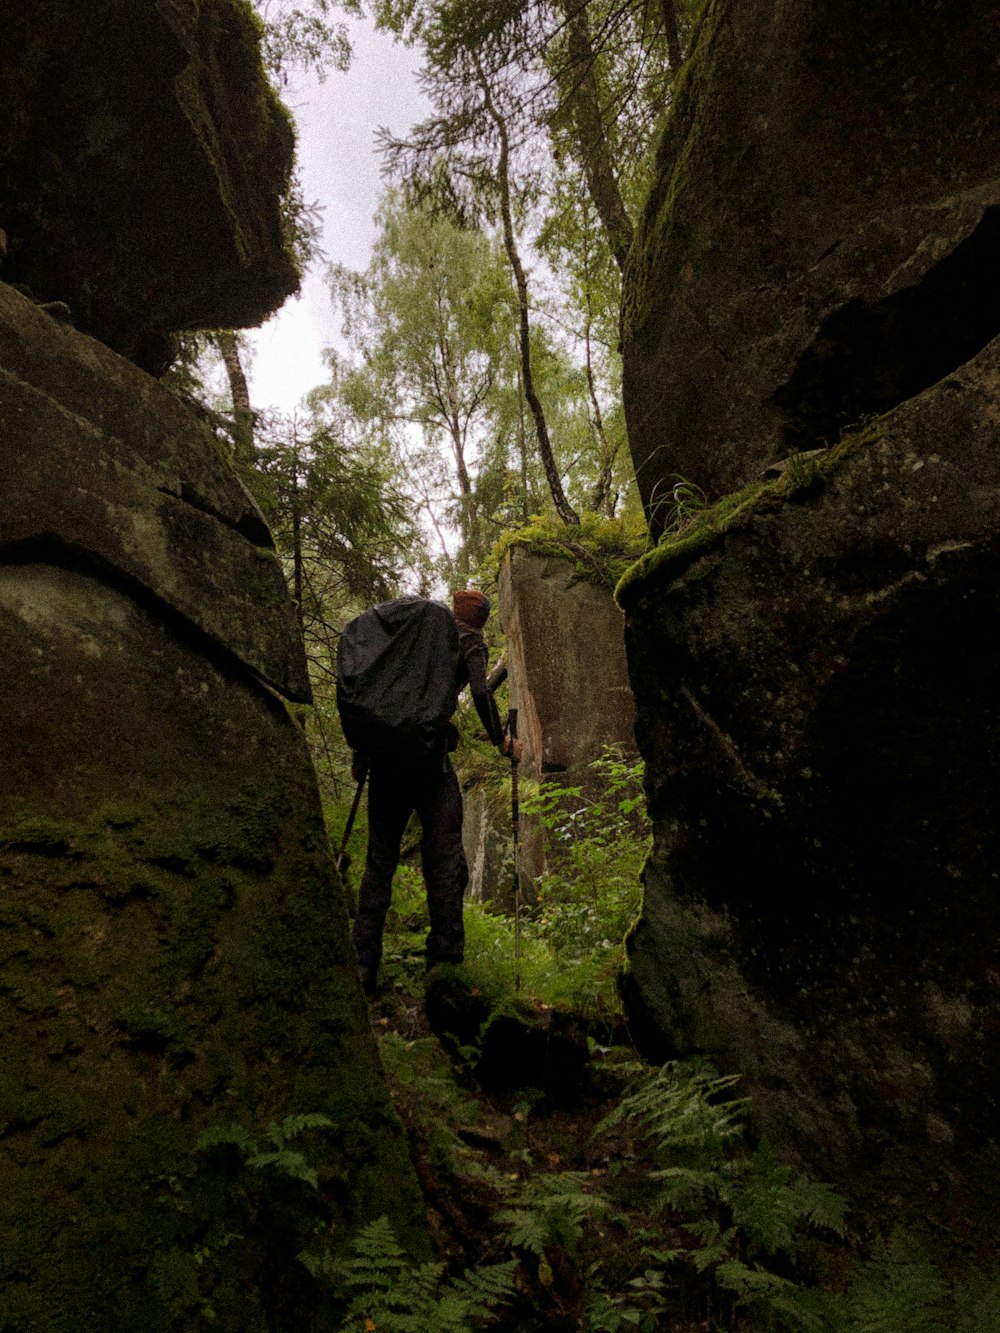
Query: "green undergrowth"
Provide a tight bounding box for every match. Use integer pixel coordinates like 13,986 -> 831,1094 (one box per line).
615,424 -> 893,608
375,749 -> 649,1025
327,738 -> 1000,1329
236,991 -> 1000,1331
383,864 -> 620,1021
321,999 -> 1000,1330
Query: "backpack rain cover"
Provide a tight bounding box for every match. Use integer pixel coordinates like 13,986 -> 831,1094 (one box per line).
336,596 -> 461,762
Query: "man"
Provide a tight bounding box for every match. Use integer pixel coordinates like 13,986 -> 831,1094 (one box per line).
350,588 -> 522,996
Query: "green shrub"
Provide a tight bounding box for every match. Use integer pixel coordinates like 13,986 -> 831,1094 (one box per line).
522,750 -> 650,977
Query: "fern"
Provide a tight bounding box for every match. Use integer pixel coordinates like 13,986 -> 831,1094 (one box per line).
596,1060 -> 746,1165
267,1112 -> 335,1142
834,1231 -> 950,1333
245,1148 -> 320,1190
592,1061 -> 854,1328
306,1216 -> 517,1331
196,1113 -> 335,1192
497,1171 -> 608,1257
723,1140 -> 846,1258
196,1124 -> 257,1155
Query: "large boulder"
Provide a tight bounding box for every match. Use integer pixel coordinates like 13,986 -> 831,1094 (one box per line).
617,0 -> 1000,1238
623,0 -> 1000,521
499,548 -> 637,887
500,549 -> 635,781
0,284 -> 426,1328
617,338 -> 1000,1229
0,0 -> 298,371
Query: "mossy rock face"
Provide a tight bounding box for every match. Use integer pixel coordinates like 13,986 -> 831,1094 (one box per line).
0,296 -> 426,1328
619,340 -> 1000,1242
0,0 -> 298,370
622,0 -> 1000,523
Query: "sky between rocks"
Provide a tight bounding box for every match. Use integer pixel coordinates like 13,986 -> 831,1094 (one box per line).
247,13 -> 428,414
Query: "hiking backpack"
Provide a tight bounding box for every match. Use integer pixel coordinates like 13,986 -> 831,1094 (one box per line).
336,596 -> 462,763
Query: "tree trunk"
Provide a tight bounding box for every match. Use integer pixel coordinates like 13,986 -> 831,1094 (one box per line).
478,66 -> 580,527
558,0 -> 634,274
584,319 -> 617,517
660,0 -> 684,71
516,368 -> 531,525
289,431 -> 305,641
215,329 -> 255,466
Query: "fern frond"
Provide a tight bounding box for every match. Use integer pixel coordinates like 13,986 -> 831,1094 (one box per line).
498,1171 -> 607,1255
271,1112 -> 335,1142
595,1061 -> 746,1166
687,1221 -> 738,1272
447,1260 -> 518,1321
839,1231 -> 949,1333
195,1123 -> 257,1155
246,1149 -> 319,1190
648,1164 -> 720,1211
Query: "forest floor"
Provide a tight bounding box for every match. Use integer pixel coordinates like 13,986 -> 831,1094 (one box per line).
348,902 -> 1000,1333
364,950 -> 721,1332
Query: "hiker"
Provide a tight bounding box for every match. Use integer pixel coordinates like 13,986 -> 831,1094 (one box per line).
344,589 -> 523,996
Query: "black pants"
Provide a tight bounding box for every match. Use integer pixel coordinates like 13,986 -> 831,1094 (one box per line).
352,761 -> 468,976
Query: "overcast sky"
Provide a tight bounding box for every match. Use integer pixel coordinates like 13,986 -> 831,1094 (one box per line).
246,15 -> 429,414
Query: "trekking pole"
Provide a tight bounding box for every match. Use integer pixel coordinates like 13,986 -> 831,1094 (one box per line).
508,709 -> 521,991
335,766 -> 367,876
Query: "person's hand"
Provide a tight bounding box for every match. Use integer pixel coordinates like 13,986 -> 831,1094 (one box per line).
501,735 -> 524,764
351,754 -> 368,782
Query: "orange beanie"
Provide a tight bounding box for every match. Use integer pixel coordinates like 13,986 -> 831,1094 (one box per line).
452,588 -> 491,631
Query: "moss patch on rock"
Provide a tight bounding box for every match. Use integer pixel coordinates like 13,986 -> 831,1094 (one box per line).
615,424 -> 889,607
489,512 -> 649,592
0,563 -> 426,1330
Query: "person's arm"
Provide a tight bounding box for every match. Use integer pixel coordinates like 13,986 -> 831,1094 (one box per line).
462,632 -> 505,745
460,631 -> 523,760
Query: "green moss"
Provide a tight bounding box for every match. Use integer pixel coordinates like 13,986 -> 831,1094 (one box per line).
489,511 -> 650,591
0,770 -> 427,1326
615,424 -> 892,607
169,0 -> 298,273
